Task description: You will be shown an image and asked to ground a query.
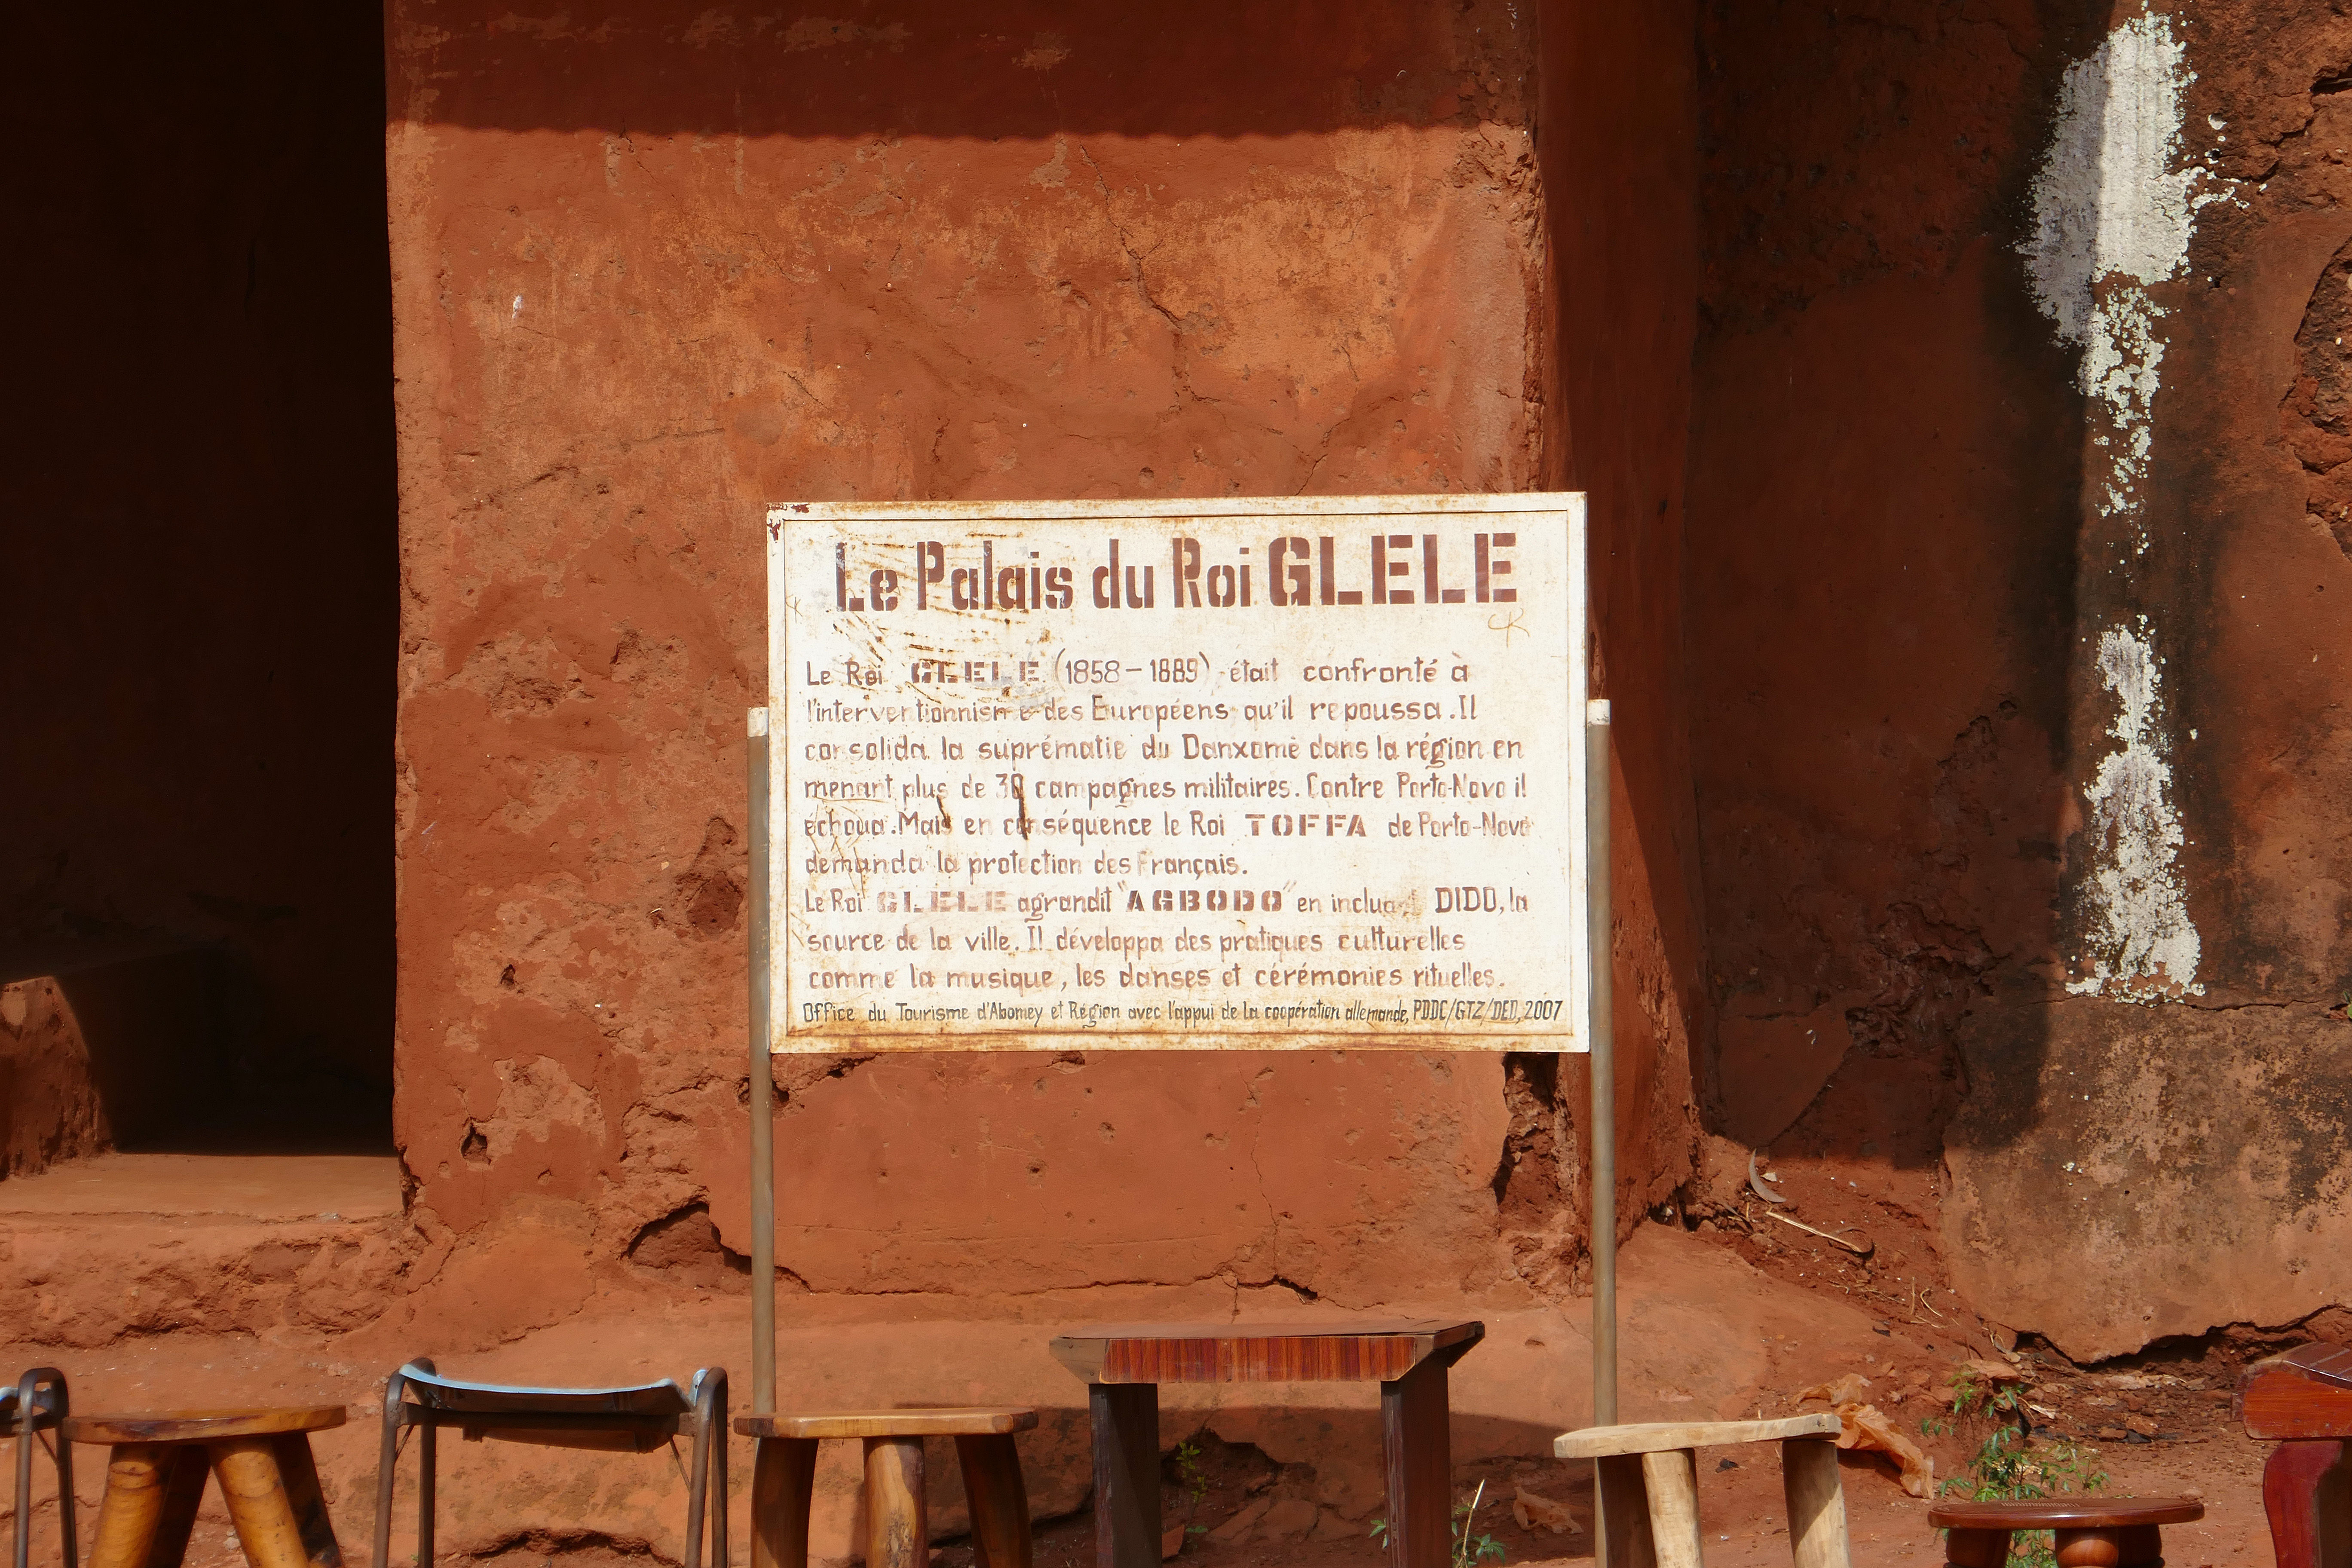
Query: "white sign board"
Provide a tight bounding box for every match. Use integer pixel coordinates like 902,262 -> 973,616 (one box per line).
765,494 -> 1589,1050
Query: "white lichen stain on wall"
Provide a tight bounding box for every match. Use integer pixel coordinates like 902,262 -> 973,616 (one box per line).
2021,12 -> 2230,1001
2070,624 -> 2202,999
2021,12 -> 2228,543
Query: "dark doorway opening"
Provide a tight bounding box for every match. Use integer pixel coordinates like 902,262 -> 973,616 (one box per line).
2,1 -> 398,1157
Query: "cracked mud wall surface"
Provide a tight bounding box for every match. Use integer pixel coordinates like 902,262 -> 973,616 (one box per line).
1689,0 -> 2352,1361
384,1 -> 1656,1316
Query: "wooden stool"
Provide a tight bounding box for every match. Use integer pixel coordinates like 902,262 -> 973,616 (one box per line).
1926,1498 -> 2202,1566
736,1408 -> 1036,1568
1552,1414 -> 1850,1567
63,1408 -> 344,1568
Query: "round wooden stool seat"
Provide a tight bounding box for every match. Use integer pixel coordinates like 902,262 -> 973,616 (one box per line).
1927,1497 -> 2202,1567
735,1406 -> 1037,1568
735,1407 -> 1035,1439
64,1408 -> 345,1446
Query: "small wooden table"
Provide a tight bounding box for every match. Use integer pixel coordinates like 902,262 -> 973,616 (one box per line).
1050,1319 -> 1483,1568
64,1408 -> 345,1568
1925,1498 -> 2202,1567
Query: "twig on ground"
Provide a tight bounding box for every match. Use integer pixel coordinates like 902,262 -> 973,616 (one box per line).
1767,1209 -> 1874,1257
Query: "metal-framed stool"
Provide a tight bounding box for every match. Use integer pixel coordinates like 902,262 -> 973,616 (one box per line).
5,1369 -> 75,1568
371,1359 -> 726,1568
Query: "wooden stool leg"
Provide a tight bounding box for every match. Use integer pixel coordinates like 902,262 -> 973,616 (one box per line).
1592,1455 -> 1657,1568
210,1437 -> 313,1568
747,1438 -> 817,1568
1380,1359 -> 1451,1568
89,1445 -> 207,1568
1942,1527 -> 2011,1567
1780,1437 -> 1850,1568
266,1435 -> 343,1568
1088,1384 -> 1159,1568
2265,1439 -> 2351,1568
2053,1524 -> 2161,1566
861,1437 -> 926,1568
1637,1449 -> 1703,1568
955,1435 -> 1032,1568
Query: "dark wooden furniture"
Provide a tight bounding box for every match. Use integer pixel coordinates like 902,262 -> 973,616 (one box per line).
371,1360 -> 726,1568
63,1407 -> 344,1568
1924,1498 -> 2202,1567
6,1369 -> 75,1568
1050,1319 -> 1484,1568
736,1407 -> 1035,1568
2241,1341 -> 2352,1568
1554,1415 -> 1848,1567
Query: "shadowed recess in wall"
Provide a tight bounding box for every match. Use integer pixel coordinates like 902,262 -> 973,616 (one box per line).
389,0 -> 1528,135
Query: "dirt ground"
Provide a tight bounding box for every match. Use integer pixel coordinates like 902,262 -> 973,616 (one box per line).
0,1142 -> 2297,1568
974,1354 -> 2277,1568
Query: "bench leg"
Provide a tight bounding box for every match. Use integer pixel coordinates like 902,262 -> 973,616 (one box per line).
90,1444 -> 207,1568
2266,1439 -> 2352,1568
1637,1449 -> 1703,1568
1088,1385 -> 1159,1568
1380,1359 -> 1451,1568
955,1436 -> 1031,1568
1780,1437 -> 1849,1568
748,1438 -> 817,1568
1592,1455 -> 1656,1568
862,1437 -> 926,1568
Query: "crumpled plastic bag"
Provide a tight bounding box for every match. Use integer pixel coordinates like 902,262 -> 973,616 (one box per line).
1831,1401 -> 1937,1499
1798,1372 -> 1936,1498
1797,1372 -> 1875,1406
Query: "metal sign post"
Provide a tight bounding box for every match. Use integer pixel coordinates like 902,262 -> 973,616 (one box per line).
747,707 -> 777,1414
1585,699 -> 1615,1427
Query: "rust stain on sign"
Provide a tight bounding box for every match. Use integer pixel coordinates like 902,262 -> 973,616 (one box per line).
767,493 -> 1590,1051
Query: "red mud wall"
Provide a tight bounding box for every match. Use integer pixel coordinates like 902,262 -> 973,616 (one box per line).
1687,0 -> 2352,1360
2,0 -> 398,1143
385,0 -> 1695,1334
1534,0 -> 1706,1245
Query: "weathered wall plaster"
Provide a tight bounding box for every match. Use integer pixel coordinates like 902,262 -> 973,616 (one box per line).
1691,0 -> 2352,1359
2067,622 -> 2200,999
2021,11 -> 2225,1001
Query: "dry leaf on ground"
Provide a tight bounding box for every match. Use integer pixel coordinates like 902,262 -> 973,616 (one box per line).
1513,1486 -> 1586,1534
